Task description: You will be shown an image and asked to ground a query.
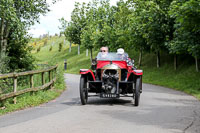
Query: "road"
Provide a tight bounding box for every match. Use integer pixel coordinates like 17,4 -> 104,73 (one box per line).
0,74 -> 200,133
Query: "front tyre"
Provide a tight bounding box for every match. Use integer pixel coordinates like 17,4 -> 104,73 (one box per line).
134,77 -> 141,106
80,76 -> 88,105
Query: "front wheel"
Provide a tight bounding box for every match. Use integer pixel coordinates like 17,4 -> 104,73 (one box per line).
80,76 -> 88,105
134,77 -> 141,106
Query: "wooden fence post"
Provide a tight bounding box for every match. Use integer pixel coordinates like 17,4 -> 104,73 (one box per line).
30,74 -> 34,95
13,74 -> 17,104
42,72 -> 45,85
1,100 -> 6,109
52,70 -> 54,80
49,70 -> 52,89
52,67 -> 56,87
30,75 -> 34,88
55,67 -> 57,77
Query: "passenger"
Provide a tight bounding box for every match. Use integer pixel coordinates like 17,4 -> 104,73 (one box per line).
117,48 -> 136,69
117,48 -> 128,60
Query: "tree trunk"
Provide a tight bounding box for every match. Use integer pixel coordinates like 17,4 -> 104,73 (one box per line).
0,19 -> 9,59
0,18 -> 5,58
157,51 -> 160,68
195,57 -> 199,72
69,41 -> 71,52
78,44 -> 80,55
138,49 -> 142,67
2,24 -> 10,56
174,54 -> 177,70
63,39 -> 65,45
90,48 -> 93,61
86,49 -> 88,56
1,39 -> 7,57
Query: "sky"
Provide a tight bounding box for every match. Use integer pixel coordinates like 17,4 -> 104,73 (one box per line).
28,0 -> 118,38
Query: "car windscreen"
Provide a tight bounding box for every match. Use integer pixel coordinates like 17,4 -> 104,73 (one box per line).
96,52 -> 128,61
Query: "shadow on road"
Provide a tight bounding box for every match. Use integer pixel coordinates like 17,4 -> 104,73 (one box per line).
61,97 -> 135,107
87,98 -> 134,106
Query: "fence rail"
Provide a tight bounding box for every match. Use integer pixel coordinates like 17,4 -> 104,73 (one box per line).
0,65 -> 57,104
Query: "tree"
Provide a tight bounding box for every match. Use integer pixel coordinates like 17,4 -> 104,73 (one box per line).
80,1 -> 103,60
70,2 -> 87,55
111,0 -> 131,51
58,18 -> 67,36
0,0 -> 54,72
0,0 -> 18,62
93,0 -> 114,49
7,24 -> 35,71
81,25 -> 95,61
128,0 -> 148,67
81,0 -> 114,59
59,18 -> 73,52
129,0 -> 171,68
169,0 -> 200,72
64,22 -> 74,53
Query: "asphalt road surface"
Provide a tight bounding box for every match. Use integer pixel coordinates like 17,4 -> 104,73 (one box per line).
0,74 -> 200,133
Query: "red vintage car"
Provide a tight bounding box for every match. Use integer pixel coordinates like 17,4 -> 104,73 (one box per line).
79,52 -> 143,106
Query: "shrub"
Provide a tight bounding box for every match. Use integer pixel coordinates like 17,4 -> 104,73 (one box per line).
37,47 -> 41,53
49,46 -> 52,51
43,39 -> 48,46
59,42 -> 63,52
0,55 -> 10,74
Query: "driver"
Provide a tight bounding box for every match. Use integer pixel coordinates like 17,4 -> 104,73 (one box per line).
97,46 -> 109,59
100,46 -> 109,53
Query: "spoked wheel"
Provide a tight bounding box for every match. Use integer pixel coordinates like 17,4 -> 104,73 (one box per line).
80,76 -> 88,105
134,77 -> 141,106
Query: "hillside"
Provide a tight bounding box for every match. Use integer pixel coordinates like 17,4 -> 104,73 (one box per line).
33,36 -> 200,100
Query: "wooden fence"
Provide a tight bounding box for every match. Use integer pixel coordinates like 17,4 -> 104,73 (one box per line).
0,65 -> 57,104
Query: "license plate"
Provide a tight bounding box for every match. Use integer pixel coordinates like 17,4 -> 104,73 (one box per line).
100,93 -> 118,98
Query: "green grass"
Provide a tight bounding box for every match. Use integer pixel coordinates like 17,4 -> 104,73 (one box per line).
142,65 -> 200,98
127,50 -> 200,100
0,90 -> 61,115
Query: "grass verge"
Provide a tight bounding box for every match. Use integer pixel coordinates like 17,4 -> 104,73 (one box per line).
0,67 -> 65,116
0,36 -> 66,115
